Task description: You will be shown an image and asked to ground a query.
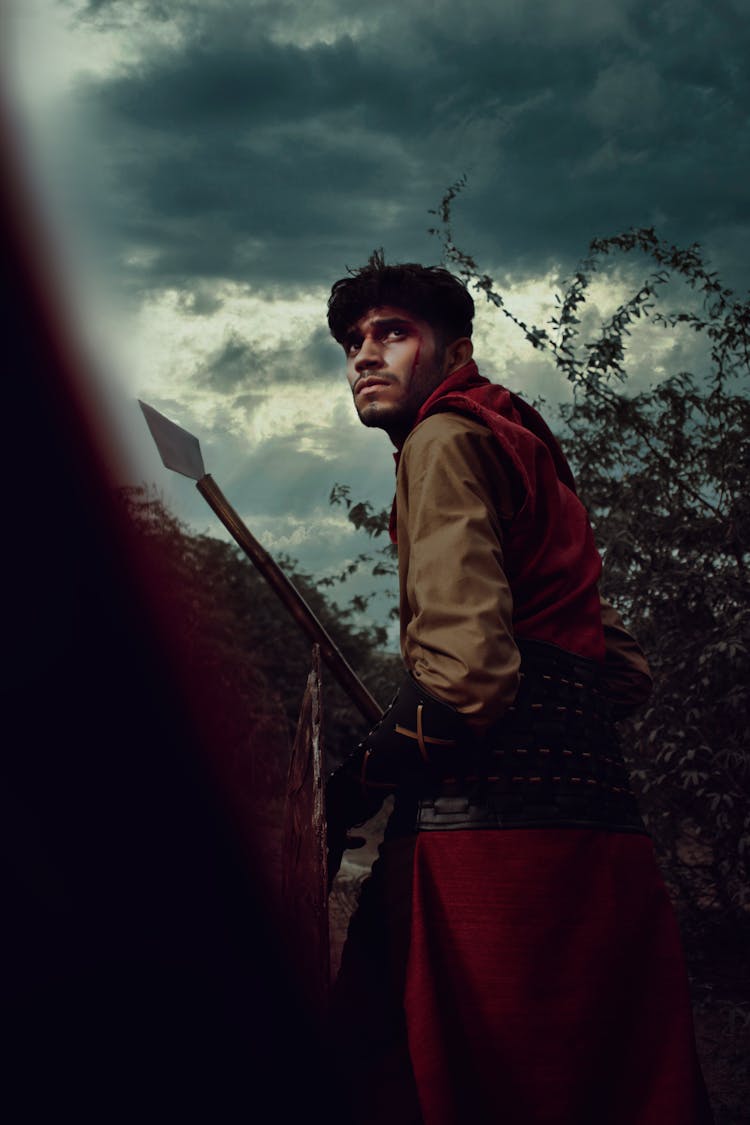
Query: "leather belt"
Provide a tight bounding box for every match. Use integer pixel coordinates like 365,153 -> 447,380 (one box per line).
414,764 -> 646,833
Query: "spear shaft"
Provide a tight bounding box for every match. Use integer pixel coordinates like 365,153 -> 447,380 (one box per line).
196,474 -> 382,724
139,400 -> 382,726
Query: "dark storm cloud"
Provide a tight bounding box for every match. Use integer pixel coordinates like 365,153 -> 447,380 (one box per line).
307,324 -> 344,373
176,285 -> 225,316
200,330 -> 260,391
196,323 -> 341,394
70,0 -> 750,294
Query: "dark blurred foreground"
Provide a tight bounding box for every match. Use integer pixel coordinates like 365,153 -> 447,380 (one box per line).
1,114 -> 343,1122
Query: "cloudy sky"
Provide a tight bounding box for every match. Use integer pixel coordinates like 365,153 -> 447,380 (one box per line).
4,0 -> 748,640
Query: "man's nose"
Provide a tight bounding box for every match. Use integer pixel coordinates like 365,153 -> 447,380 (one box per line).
354,335 -> 384,370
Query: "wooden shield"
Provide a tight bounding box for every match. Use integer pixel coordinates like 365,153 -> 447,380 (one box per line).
281,645 -> 330,1014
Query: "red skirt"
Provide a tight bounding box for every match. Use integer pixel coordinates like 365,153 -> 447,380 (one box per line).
404,829 -> 712,1125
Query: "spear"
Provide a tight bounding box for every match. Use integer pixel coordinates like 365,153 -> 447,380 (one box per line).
139,400 -> 383,726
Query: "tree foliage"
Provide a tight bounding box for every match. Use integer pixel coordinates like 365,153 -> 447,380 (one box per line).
427,185 -> 750,1115
433,184 -> 750,940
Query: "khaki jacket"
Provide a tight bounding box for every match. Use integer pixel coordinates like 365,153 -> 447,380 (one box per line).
395,412 -> 652,732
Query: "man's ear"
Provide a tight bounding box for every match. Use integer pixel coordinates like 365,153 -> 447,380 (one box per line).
444,337 -> 473,375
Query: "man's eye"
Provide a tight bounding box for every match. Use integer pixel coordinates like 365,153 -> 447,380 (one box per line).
346,340 -> 362,355
387,327 -> 407,339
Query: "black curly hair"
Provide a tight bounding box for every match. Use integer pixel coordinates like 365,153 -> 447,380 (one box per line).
327,250 -> 474,347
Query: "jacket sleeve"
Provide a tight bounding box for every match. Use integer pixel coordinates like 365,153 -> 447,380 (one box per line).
599,596 -> 653,715
396,413 -> 519,733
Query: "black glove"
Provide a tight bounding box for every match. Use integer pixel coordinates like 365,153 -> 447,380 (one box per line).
358,672 -> 472,791
325,674 -> 472,887
325,745 -> 382,890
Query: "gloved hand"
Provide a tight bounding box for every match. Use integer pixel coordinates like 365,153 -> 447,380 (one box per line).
325,746 -> 379,890
325,674 -> 471,888
359,671 -> 471,789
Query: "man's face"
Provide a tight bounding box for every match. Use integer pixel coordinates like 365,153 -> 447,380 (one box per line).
342,305 -> 448,445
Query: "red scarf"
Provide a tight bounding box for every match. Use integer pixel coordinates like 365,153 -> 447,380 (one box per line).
390,361 -> 605,660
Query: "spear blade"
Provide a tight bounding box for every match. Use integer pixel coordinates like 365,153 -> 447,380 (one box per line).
139,399 -> 205,480
138,399 -> 382,726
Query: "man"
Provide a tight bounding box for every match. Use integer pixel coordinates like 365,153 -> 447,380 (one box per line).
325,254 -> 713,1125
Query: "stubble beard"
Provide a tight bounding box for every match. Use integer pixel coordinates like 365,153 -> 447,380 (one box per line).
355,392 -> 405,429
354,351 -> 447,443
